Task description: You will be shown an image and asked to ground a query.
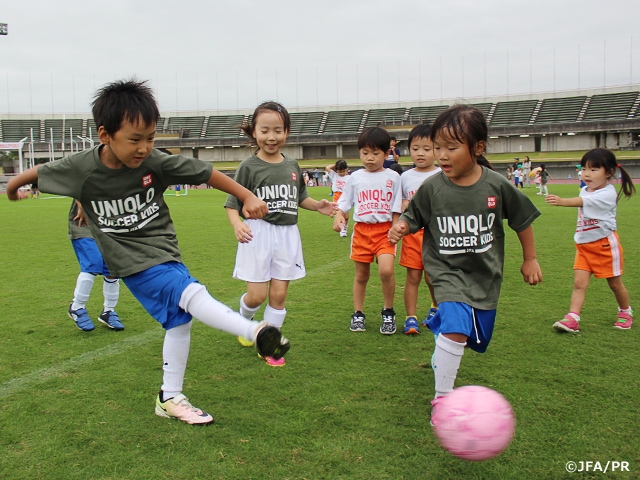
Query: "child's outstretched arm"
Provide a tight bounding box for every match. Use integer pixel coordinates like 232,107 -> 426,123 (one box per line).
300,197 -> 337,216
226,207 -> 253,243
516,225 -> 542,285
206,170 -> 267,219
388,220 -> 409,244
545,194 -> 583,207
333,210 -> 347,232
6,166 -> 40,201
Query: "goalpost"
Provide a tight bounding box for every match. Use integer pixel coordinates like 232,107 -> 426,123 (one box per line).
163,184 -> 189,197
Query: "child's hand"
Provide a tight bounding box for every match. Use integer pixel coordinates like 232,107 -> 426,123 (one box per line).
521,259 -> 542,285
73,202 -> 89,227
545,194 -> 563,206
388,221 -> 409,244
242,196 -> 268,219
333,211 -> 345,232
233,222 -> 254,243
316,199 -> 338,217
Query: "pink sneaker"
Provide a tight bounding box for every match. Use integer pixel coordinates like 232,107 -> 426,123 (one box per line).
614,311 -> 633,330
155,393 -> 214,425
262,355 -> 286,367
553,313 -> 580,333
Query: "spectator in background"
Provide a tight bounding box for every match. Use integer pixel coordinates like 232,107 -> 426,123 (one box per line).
522,156 -> 532,188
383,136 -> 401,168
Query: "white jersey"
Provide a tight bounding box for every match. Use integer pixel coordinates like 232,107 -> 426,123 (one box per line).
337,168 -> 402,224
327,170 -> 350,193
401,167 -> 441,201
575,184 -> 617,244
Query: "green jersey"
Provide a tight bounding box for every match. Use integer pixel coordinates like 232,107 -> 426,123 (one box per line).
68,200 -> 92,240
224,154 -> 309,225
38,146 -> 213,277
400,168 -> 540,309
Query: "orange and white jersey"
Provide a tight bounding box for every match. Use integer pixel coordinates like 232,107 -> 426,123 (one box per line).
401,167 -> 441,201
337,168 -> 402,224
327,170 -> 350,194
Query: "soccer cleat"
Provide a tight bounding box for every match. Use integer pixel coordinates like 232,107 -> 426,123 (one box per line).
255,323 -> 290,360
423,307 -> 438,327
68,304 -> 95,332
430,396 -> 443,427
339,225 -> 348,237
380,308 -> 396,335
614,310 -> 633,330
155,393 -> 214,425
553,313 -> 580,333
350,311 -> 366,332
403,316 -> 420,335
237,336 -> 255,347
260,354 -> 286,367
98,309 -> 124,330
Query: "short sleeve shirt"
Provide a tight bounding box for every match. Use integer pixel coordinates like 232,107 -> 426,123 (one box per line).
327,170 -> 350,193
574,184 -> 617,244
337,168 -> 402,224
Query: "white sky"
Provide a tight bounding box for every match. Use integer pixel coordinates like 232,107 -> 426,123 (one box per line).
1,0 -> 639,114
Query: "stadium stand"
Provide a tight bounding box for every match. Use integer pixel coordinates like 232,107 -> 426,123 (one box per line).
44,118 -> 84,142
289,111 -> 324,135
407,105 -> 449,125
166,116 -> 205,138
489,99 -> 539,126
364,107 -> 407,127
534,96 -> 587,124
322,109 -> 365,134
205,114 -> 245,138
0,119 -> 41,142
582,92 -> 640,122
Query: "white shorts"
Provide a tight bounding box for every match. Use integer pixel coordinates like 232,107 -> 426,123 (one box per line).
233,219 -> 306,282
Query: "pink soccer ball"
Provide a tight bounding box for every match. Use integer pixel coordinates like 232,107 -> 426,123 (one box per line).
432,386 -> 515,461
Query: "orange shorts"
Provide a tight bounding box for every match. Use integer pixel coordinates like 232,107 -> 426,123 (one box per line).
574,232 -> 623,278
333,191 -> 342,203
351,222 -> 396,263
399,229 -> 424,270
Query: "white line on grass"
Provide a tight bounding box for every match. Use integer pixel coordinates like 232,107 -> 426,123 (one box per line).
0,257 -> 351,399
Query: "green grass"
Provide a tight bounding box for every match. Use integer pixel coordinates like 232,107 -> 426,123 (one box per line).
0,184 -> 638,479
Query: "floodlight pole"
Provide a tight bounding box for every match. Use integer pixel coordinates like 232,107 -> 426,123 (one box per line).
18,137 -> 27,174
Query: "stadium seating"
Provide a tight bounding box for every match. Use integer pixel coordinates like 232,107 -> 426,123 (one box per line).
364,107 -> 407,127
407,105 -> 449,125
289,112 -> 324,135
205,114 -> 245,138
0,119 -> 41,142
534,97 -> 587,124
322,110 -> 365,134
166,116 -> 205,138
582,92 -> 640,122
489,99 -> 539,126
44,119 -> 84,142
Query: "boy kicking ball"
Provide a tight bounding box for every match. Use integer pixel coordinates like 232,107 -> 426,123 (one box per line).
6,79 -> 289,425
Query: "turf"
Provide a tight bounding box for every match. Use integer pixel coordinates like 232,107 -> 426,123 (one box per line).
0,183 -> 638,479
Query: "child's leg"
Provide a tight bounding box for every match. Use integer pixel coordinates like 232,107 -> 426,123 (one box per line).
161,321 -> 191,399
102,277 -> 119,311
543,184 -> 549,195
433,333 -> 467,398
404,267 -> 422,317
568,270 -> 591,315
377,254 -> 395,310
239,282 -> 268,319
262,279 -> 290,329
606,276 -> 630,309
353,261 -> 371,312
72,272 -> 96,310
424,271 -> 437,308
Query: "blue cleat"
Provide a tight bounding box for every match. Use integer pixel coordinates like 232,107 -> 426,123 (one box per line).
99,309 -> 125,330
68,304 -> 95,331
403,316 -> 420,335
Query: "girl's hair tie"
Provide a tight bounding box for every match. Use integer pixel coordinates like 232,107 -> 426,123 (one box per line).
617,163 -> 621,168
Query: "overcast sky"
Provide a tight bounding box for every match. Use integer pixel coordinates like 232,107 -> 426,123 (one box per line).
1,0 -> 639,114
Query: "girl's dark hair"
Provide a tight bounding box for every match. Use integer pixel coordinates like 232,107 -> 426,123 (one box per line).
540,164 -> 546,170
388,163 -> 404,175
407,122 -> 431,147
357,127 -> 391,152
241,101 -> 290,141
91,79 -> 160,135
581,148 -> 635,200
431,104 -> 494,170
335,159 -> 348,171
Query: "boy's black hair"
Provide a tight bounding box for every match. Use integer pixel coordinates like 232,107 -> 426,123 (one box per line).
581,148 -> 635,200
241,101 -> 290,141
357,127 -> 391,152
407,122 -> 432,147
91,79 -> 160,135
388,163 -> 404,175
335,159 -> 348,171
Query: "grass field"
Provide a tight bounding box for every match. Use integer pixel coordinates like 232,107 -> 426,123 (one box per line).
0,184 -> 638,479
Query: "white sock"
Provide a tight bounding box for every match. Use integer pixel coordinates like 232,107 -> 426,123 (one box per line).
432,334 -> 466,398
239,293 -> 261,320
178,283 -> 259,340
161,322 -> 191,399
72,272 -> 96,310
264,304 -> 286,329
102,278 -> 120,311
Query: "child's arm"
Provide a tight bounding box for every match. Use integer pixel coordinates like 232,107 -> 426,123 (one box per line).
299,197 -> 337,216
516,226 -> 542,285
388,220 -> 409,244
401,199 -> 409,212
73,201 -> 89,227
225,207 -> 254,243
325,164 -> 335,174
6,166 -> 40,201
391,212 -> 400,226
545,194 -> 583,207
333,210 -> 346,232
207,170 -> 267,219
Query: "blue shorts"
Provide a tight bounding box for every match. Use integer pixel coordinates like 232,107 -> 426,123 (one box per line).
122,262 -> 198,330
426,301 -> 497,353
71,238 -> 111,276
